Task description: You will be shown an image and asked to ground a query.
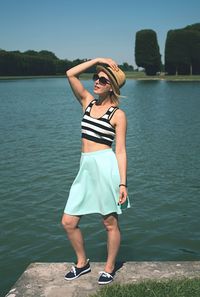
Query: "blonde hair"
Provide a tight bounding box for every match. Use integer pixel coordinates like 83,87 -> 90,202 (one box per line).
110,91 -> 120,105
110,90 -> 126,105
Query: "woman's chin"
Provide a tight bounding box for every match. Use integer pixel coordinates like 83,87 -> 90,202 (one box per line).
93,89 -> 100,95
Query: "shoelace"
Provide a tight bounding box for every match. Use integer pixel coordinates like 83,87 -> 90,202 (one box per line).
70,266 -> 76,276
99,271 -> 113,279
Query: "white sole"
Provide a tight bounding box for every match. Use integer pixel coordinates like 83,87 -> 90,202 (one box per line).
65,268 -> 91,281
98,279 -> 113,285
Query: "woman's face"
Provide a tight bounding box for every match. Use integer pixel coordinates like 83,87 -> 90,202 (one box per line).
93,71 -> 112,96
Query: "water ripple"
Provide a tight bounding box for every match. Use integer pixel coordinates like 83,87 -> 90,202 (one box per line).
0,79 -> 200,295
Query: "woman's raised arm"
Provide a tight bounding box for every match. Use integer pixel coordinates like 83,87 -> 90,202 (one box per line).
66,58 -> 118,109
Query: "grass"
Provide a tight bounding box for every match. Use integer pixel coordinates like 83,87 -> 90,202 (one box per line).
124,72 -> 200,81
81,72 -> 200,81
0,74 -> 65,80
1,73 -> 200,81
90,278 -> 200,297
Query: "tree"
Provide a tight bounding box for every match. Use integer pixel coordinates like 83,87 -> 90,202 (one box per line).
39,50 -> 58,60
135,29 -> 161,75
165,23 -> 200,75
0,49 -> 135,76
165,30 -> 191,75
184,23 -> 200,32
190,31 -> 200,74
120,62 -> 134,71
0,50 -> 56,76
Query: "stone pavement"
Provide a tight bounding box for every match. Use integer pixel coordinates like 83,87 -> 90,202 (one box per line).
5,261 -> 200,297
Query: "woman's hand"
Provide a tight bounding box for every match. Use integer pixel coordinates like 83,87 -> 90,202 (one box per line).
65,57 -> 119,108
118,185 -> 128,205
97,58 -> 119,71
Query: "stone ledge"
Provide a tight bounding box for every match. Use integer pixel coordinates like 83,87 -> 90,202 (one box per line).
6,261 -> 200,297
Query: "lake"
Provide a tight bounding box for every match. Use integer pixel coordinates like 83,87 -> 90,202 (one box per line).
0,77 -> 200,295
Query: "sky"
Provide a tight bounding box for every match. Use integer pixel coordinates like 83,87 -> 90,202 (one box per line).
0,0 -> 200,67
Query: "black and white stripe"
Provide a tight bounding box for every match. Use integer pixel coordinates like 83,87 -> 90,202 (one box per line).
81,100 -> 118,147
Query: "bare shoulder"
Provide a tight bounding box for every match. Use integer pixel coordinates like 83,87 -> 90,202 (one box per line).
111,108 -> 127,127
115,109 -> 126,119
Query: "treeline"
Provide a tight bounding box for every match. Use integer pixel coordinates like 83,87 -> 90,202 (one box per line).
1,22 -> 200,76
165,23 -> 200,75
135,23 -> 200,75
0,49 -> 133,76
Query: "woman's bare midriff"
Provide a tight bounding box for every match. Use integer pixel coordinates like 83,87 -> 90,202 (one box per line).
82,138 -> 111,153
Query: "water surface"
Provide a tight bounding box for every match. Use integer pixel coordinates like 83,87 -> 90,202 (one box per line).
0,78 -> 200,295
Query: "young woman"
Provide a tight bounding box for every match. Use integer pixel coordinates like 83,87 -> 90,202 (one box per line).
62,58 -> 130,285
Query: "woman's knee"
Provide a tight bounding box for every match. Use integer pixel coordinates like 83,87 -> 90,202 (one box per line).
102,213 -> 119,231
61,214 -> 80,231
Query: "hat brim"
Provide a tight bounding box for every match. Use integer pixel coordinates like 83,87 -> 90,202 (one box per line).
96,65 -> 120,97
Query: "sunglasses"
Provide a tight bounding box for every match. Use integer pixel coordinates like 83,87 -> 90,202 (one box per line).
92,73 -> 111,86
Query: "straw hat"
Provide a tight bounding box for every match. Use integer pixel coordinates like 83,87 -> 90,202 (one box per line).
96,64 -> 126,97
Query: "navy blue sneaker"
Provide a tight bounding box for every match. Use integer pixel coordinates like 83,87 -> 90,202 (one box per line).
65,259 -> 91,280
98,271 -> 115,285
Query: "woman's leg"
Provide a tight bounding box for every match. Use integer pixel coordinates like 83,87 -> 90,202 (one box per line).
102,213 -> 121,273
62,213 -> 87,267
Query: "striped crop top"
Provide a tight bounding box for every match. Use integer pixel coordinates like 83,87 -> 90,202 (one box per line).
81,99 -> 119,147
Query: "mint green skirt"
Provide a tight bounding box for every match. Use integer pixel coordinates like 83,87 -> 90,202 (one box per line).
64,149 -> 130,216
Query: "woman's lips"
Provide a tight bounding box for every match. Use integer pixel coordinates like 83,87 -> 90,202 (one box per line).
94,85 -> 100,90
